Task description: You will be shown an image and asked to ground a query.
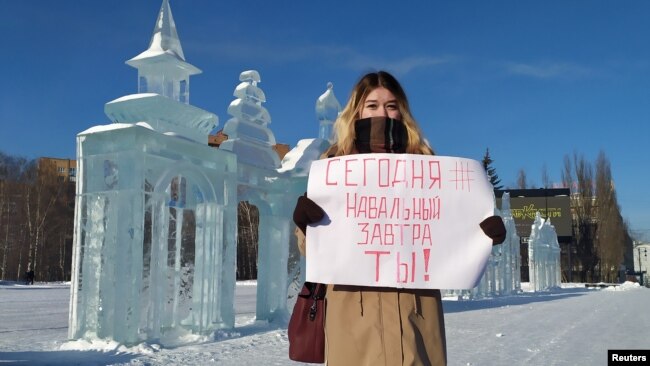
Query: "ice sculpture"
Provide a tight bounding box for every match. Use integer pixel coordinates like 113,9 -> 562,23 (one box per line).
220,70 -> 279,169
315,82 -> 341,142
224,78 -> 338,321
69,0 -> 342,345
69,0 -> 239,344
444,192 -> 521,299
279,86 -> 337,295
126,0 -> 198,106
498,193 -> 522,294
528,212 -> 561,291
220,71 -> 289,322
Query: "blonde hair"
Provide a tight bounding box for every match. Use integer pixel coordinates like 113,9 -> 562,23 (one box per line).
330,71 -> 433,156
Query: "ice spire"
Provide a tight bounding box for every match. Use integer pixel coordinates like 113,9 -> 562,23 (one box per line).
126,0 -> 200,104
315,82 -> 341,142
150,0 -> 185,60
128,0 -> 192,64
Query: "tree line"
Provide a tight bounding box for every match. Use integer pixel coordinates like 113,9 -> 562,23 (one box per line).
560,151 -> 633,283
0,152 -> 74,283
1,148 -> 633,284
0,149 -> 276,283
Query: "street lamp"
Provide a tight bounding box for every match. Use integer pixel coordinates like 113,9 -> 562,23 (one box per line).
636,245 -> 648,286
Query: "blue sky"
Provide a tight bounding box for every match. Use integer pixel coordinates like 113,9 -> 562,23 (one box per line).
1,1 -> 649,239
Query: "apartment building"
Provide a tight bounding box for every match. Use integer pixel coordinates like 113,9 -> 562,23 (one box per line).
39,157 -> 77,182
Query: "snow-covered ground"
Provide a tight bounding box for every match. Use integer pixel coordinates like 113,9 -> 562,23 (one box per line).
0,281 -> 648,365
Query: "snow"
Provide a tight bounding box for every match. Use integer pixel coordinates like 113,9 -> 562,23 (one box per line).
277,138 -> 330,175
78,121 -> 156,136
1,281 -> 648,366
109,93 -> 160,103
78,123 -> 137,135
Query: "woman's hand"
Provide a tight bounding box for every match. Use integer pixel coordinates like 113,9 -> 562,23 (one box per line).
479,216 -> 507,245
293,194 -> 325,234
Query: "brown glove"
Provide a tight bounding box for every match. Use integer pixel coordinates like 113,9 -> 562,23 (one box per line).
293,193 -> 325,234
480,216 -> 506,245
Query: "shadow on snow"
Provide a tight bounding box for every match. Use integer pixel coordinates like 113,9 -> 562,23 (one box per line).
442,286 -> 593,313
0,350 -> 138,366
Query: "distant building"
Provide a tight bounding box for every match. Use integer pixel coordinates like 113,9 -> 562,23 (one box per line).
633,242 -> 649,285
39,157 -> 77,182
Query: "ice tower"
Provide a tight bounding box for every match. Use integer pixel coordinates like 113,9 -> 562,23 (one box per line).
315,82 -> 341,142
220,75 -> 338,321
278,82 -> 339,176
69,0 -> 238,344
498,193 -> 522,294
127,0 -> 197,105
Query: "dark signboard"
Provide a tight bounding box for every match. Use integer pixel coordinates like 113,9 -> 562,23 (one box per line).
495,189 -> 572,241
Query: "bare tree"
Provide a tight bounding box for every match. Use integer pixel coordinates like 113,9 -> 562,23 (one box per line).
564,152 -> 598,282
594,151 -> 625,282
21,159 -> 65,280
0,153 -> 30,281
0,153 -> 78,281
561,155 -> 572,189
516,169 -> 528,189
541,163 -> 551,188
237,201 -> 259,280
0,179 -> 8,280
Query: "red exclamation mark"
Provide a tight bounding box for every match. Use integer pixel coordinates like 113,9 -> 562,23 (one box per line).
423,249 -> 431,281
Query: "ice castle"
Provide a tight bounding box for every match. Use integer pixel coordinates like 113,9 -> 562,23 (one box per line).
69,0 -> 335,344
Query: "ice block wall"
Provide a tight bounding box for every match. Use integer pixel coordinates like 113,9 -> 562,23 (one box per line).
69,124 -> 237,343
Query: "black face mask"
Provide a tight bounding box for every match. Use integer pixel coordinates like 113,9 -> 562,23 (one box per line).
354,117 -> 408,154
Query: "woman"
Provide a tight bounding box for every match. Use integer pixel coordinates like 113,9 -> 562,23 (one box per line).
294,71 -> 445,366
293,71 -> 504,365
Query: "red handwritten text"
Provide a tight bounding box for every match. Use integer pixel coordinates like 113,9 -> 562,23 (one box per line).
346,193 -> 441,220
325,157 -> 441,189
364,249 -> 431,284
357,223 -> 433,246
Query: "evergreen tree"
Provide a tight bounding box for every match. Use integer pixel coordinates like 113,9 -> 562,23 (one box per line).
482,148 -> 503,190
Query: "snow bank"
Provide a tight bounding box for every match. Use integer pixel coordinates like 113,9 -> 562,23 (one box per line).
603,281 -> 642,291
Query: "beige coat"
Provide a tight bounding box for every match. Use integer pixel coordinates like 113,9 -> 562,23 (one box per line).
296,227 -> 447,366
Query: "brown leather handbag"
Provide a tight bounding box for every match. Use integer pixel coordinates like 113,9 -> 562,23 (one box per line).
288,282 -> 327,363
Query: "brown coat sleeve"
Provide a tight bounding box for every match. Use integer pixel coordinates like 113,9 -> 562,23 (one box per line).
295,226 -> 306,256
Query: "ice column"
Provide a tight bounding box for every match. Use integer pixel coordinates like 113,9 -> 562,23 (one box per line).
500,192 -> 521,294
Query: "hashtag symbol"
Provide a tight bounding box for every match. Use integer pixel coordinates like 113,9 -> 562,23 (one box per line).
450,161 -> 474,191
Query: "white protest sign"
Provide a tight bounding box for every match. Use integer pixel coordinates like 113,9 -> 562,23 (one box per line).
305,154 -> 495,289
